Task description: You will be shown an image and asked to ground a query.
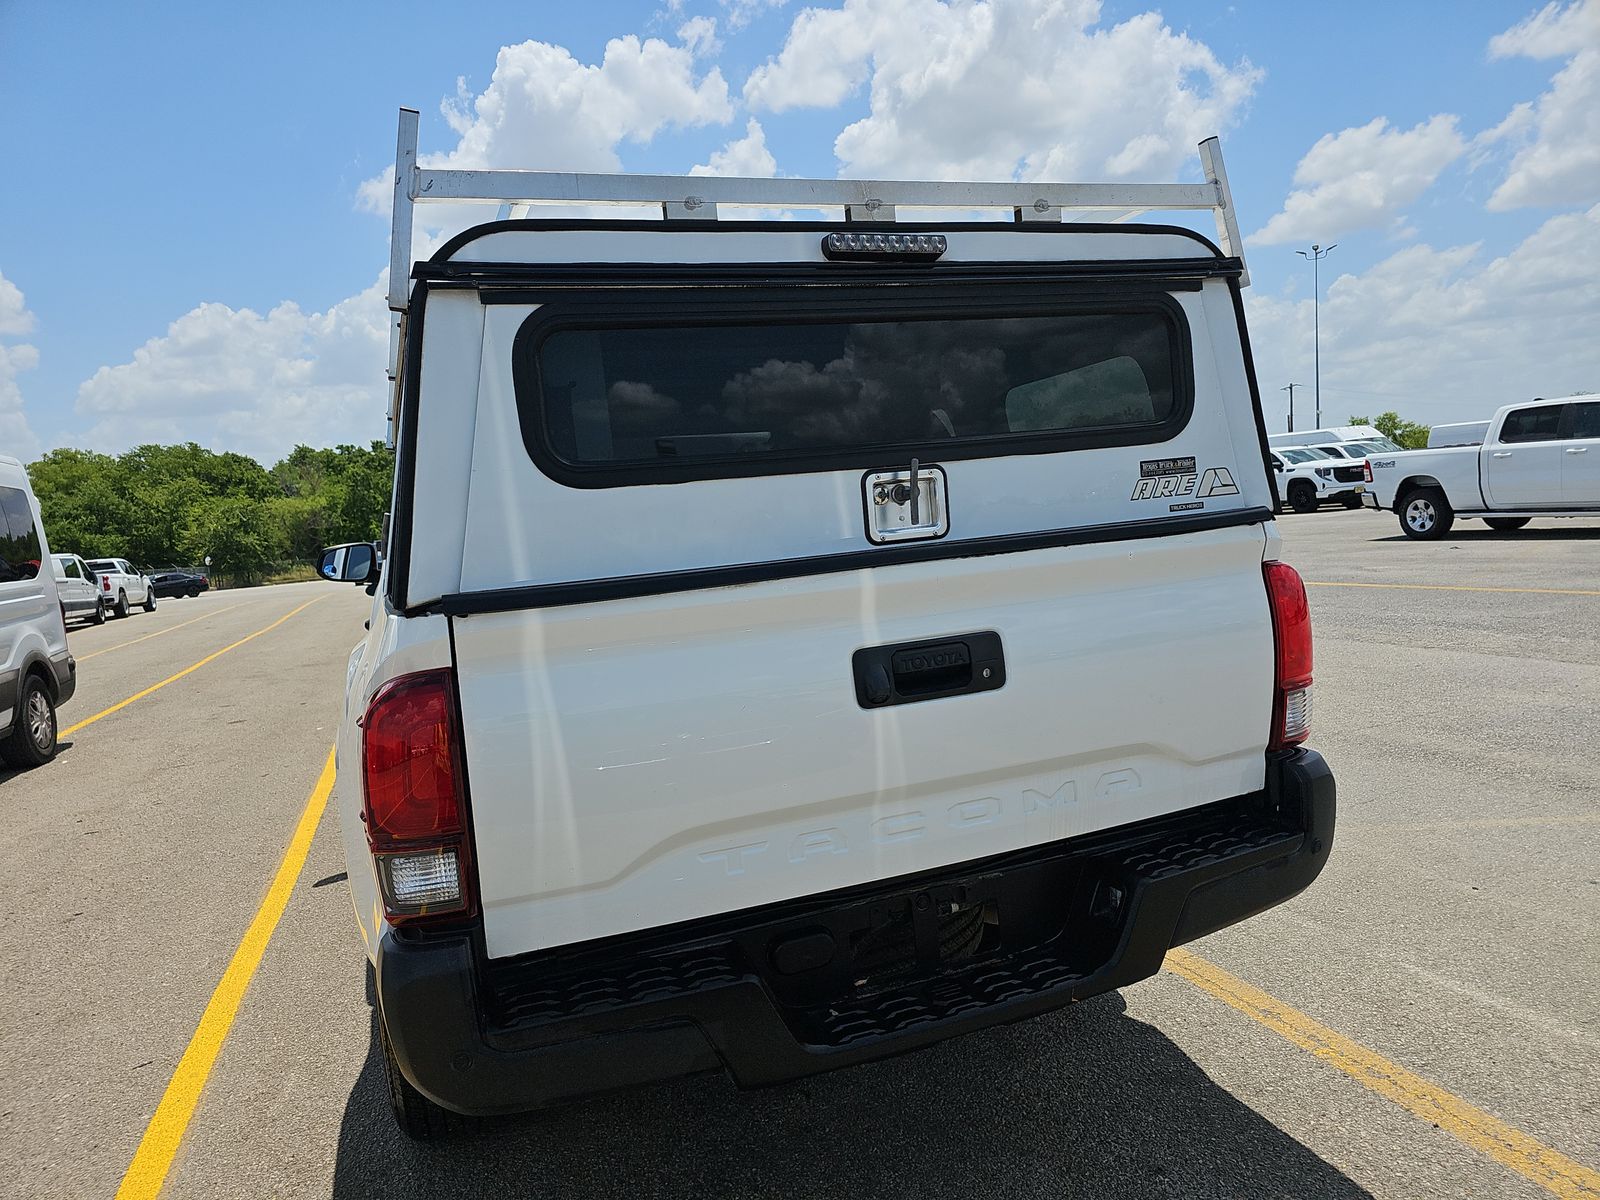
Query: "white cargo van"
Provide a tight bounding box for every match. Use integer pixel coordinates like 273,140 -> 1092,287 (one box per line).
320,111 -> 1337,1138
0,456 -> 77,768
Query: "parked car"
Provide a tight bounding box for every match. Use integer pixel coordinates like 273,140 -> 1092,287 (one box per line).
0,456 -> 77,767
1268,423 -> 1387,450
317,116 -> 1336,1140
85,558 -> 157,617
150,570 -> 210,598
1427,421 -> 1490,448
51,554 -> 107,625
1270,448 -> 1341,512
1298,444 -> 1376,508
1363,394 -> 1600,538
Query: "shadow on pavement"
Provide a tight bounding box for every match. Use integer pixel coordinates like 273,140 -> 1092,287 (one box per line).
1371,526 -> 1600,543
331,990 -> 1370,1200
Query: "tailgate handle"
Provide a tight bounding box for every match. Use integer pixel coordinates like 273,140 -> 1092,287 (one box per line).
853,632 -> 1006,709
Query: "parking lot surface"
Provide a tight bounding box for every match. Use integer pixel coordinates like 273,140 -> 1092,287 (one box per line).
3,514 -> 1598,1199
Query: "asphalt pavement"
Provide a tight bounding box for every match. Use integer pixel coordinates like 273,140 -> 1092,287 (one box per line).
2,512 -> 1598,1199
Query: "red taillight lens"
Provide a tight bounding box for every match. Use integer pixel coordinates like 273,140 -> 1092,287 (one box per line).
1264,561 -> 1313,750
101,576 -> 111,591
1362,459 -> 1373,483
361,669 -> 473,923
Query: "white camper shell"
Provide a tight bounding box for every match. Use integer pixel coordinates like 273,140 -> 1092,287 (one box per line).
325,110 -> 1337,1138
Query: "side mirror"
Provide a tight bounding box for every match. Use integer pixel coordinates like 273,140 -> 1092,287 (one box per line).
318,542 -> 380,585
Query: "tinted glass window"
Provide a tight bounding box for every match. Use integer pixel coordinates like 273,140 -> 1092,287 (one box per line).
87,560 -> 115,573
535,310 -> 1180,469
1500,405 -> 1564,443
53,555 -> 83,580
1568,402 -> 1600,439
0,486 -> 41,583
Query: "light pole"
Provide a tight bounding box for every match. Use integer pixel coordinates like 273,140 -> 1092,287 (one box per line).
1281,383 -> 1302,433
1296,243 -> 1336,427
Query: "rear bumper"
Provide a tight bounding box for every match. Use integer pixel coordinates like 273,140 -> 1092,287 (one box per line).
1361,492 -> 1381,510
377,748 -> 1336,1116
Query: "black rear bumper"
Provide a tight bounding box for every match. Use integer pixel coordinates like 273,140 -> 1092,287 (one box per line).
377,748 -> 1335,1116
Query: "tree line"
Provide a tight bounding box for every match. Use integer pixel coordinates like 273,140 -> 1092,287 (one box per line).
27,442 -> 393,584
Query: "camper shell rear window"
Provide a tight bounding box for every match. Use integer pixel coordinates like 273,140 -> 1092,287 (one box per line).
512,285 -> 1193,486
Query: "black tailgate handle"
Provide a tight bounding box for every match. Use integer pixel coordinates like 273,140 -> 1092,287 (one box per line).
853,632 -> 1006,708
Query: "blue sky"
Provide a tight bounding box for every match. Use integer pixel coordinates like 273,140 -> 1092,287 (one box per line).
1,0 -> 1595,461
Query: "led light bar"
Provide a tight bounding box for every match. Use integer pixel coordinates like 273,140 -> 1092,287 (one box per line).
821,231 -> 948,262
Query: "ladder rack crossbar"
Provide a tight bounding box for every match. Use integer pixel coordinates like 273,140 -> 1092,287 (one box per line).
382,107 -> 1250,446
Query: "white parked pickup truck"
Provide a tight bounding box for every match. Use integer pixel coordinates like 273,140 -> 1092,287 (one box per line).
317,112 -> 1336,1140
1362,395 -> 1600,538
84,558 -> 157,618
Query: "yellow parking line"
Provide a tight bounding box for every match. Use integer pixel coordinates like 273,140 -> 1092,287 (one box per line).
77,603 -> 248,661
1166,948 -> 1600,1199
1306,580 -> 1600,597
61,597 -> 325,737
115,748 -> 335,1200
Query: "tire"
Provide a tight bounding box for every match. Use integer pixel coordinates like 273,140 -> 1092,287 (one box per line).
187,589 -> 199,598
1,674 -> 57,769
379,1018 -> 455,1141
1287,481 -> 1318,513
143,586 -> 157,612
90,600 -> 106,626
1485,517 -> 1531,531
1400,488 -> 1454,540
113,590 -> 130,619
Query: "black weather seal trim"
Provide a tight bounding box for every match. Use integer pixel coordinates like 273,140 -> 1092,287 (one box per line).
428,217 -> 1229,264
1227,278 -> 1281,509
385,280 -> 429,614
511,285 -> 1197,489
422,260 -> 1235,289
426,505 -> 1273,616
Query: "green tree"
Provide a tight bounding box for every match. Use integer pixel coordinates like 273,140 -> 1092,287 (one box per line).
180,496 -> 287,585
1349,411 -> 1430,450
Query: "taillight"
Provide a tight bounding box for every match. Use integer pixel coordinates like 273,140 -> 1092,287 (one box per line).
1362,459 -> 1373,483
361,669 -> 475,924
1264,561 -> 1312,750
101,575 -> 111,591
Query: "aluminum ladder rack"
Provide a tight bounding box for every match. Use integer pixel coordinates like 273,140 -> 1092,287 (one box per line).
382,106 -> 1248,440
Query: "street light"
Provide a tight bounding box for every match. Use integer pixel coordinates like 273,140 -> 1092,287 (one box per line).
1296,243 -> 1337,427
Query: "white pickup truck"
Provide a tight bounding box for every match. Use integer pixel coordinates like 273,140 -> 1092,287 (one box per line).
85,558 -> 157,618
317,113 -> 1336,1140
1362,395 -> 1600,538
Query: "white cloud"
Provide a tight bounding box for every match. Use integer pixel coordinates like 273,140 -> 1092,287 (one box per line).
0,269 -> 35,337
723,0 -> 789,31
68,277 -> 391,461
0,269 -> 40,459
678,15 -> 722,57
690,118 -> 778,176
1246,204 -> 1600,429
1251,116 -> 1466,247
745,0 -> 1260,182
358,35 -> 733,223
1480,0 -> 1600,211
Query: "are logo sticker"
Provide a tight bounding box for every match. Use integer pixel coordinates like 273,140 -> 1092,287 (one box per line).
1130,464 -> 1239,503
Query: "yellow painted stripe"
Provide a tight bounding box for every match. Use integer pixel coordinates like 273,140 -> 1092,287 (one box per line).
77,602 -> 248,661
1166,948 -> 1600,1199
61,597 -> 324,737
115,748 -> 336,1200
1306,580 -> 1600,597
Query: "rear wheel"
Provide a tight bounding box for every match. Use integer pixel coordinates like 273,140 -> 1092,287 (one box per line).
1400,488 -> 1454,540
379,1018 -> 455,1141
1,675 -> 57,769
187,589 -> 199,598
1485,517 -> 1531,531
90,599 -> 106,625
143,586 -> 157,612
113,590 -> 130,618
1287,481 -> 1318,513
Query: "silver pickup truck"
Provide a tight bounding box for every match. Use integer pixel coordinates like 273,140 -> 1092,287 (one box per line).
1362,395 -> 1600,538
